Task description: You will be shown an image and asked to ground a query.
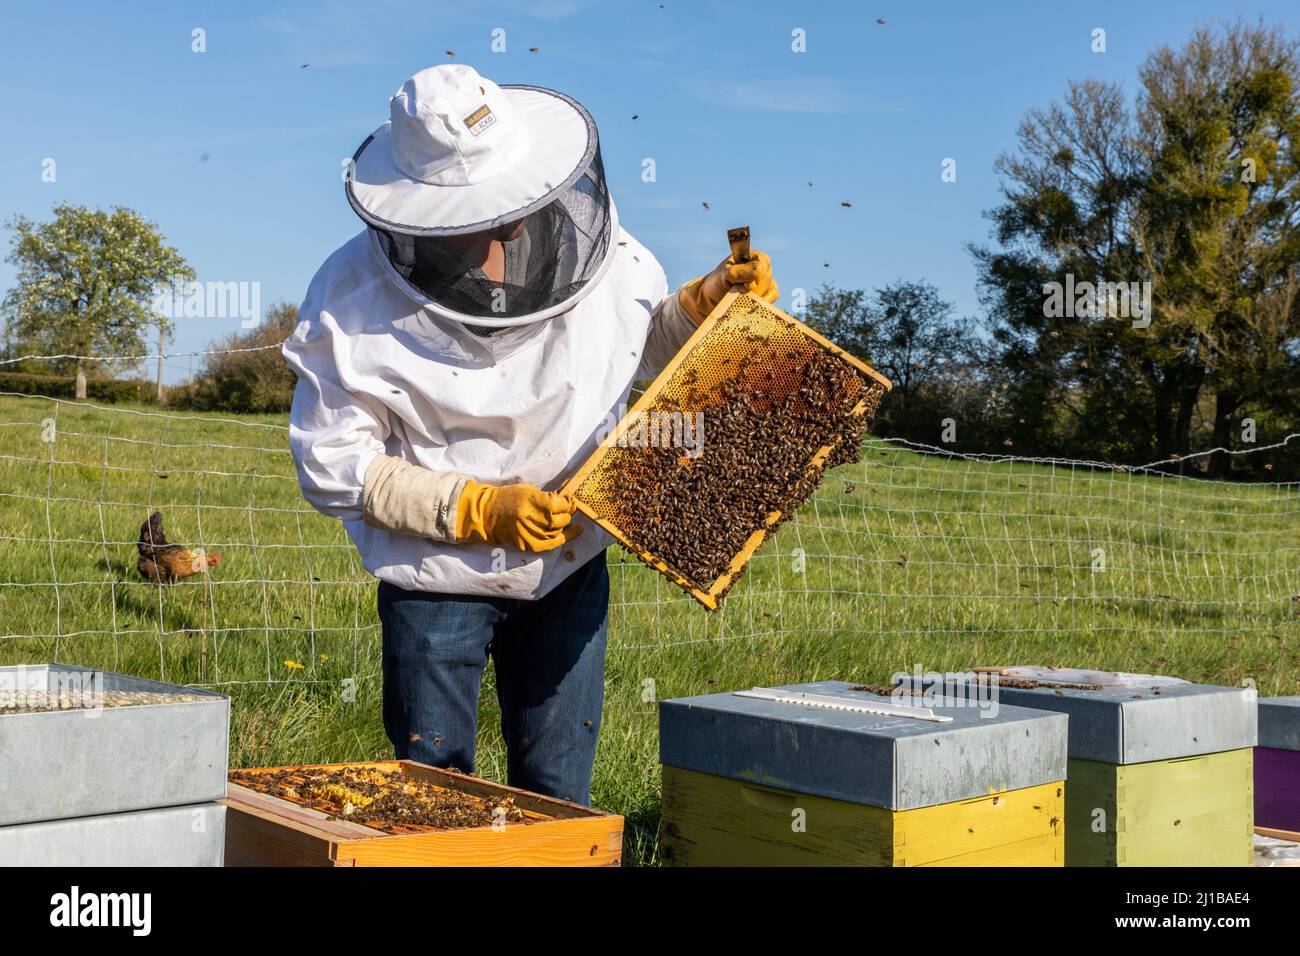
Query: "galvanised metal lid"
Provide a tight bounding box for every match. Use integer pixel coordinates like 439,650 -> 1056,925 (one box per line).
1259,696 -> 1300,752
658,679 -> 1068,811
0,663 -> 230,828
898,669 -> 1257,764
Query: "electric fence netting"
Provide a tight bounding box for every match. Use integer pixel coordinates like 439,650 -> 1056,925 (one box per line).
0,389 -> 1297,693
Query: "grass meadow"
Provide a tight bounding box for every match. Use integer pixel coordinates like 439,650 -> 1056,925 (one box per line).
1,392 -> 1297,864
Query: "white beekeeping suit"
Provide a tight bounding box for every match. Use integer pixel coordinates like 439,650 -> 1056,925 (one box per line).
282,64 -> 697,599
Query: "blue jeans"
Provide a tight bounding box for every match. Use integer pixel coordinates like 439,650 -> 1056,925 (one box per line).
377,553 -> 609,805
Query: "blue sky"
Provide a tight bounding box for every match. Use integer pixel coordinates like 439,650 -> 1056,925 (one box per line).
2,0 -> 1297,382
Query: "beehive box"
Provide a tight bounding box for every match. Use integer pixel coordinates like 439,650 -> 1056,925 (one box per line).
658,680 -> 1068,866
0,663 -> 229,826
561,290 -> 891,608
0,803 -> 226,867
223,760 -> 624,866
1255,696 -> 1300,834
901,668 -> 1257,866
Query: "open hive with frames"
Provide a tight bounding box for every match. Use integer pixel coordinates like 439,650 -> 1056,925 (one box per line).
223,760 -> 625,866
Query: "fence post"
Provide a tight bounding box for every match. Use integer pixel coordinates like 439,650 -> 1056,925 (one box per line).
156,324 -> 165,403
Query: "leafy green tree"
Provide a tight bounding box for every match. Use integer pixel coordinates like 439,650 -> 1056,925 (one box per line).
804,286 -> 871,358
808,280 -> 990,445
810,280 -> 975,413
2,204 -> 192,397
970,78 -> 1166,462
170,303 -> 299,413
1135,22 -> 1300,474
973,20 -> 1300,470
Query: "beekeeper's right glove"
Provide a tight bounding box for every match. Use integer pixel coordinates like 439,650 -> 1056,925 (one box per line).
455,480 -> 582,552
677,249 -> 779,325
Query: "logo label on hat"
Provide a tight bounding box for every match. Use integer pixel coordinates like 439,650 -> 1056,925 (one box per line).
463,104 -> 496,137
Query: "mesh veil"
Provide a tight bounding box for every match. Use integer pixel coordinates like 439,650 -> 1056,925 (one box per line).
373,146 -> 613,326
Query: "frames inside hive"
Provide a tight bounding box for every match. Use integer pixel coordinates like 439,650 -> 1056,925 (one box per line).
562,291 -> 891,608
228,765 -> 541,833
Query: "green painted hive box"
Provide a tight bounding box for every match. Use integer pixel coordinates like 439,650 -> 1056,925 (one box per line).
902,668 -> 1257,867
658,680 -> 1068,867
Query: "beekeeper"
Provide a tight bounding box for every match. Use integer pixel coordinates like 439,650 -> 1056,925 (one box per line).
283,65 -> 777,805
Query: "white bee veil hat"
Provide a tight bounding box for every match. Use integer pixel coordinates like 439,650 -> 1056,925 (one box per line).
346,64 -> 616,328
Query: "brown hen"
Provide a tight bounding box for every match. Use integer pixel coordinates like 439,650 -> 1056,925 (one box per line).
136,511 -> 220,584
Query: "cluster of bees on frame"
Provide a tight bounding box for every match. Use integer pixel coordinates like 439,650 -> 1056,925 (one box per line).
594,325 -> 884,601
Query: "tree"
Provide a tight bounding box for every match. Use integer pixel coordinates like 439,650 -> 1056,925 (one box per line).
2,204 -> 192,397
972,20 -> 1300,469
1135,21 -> 1300,474
170,303 -> 299,413
970,78 -> 1168,462
807,280 -> 990,445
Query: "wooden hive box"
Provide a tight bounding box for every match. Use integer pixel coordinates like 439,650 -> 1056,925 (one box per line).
222,760 -> 623,867
658,680 -> 1068,867
904,669 -> 1257,867
1255,696 -> 1300,837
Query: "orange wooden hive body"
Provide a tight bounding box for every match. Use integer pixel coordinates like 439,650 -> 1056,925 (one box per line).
222,760 -> 623,867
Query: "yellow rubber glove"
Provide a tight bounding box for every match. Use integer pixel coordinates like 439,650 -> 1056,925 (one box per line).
677,249 -> 779,325
455,480 -> 582,553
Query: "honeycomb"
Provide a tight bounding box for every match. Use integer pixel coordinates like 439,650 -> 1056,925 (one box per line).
563,291 -> 891,609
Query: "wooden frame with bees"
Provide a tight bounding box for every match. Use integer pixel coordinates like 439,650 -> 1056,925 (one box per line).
559,288 -> 891,609
222,760 -> 624,867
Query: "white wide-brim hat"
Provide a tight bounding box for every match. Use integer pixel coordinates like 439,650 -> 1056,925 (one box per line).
346,64 -> 597,236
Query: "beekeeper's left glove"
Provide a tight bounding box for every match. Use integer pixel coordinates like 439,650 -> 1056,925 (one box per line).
677,249 -> 779,325
455,480 -> 582,553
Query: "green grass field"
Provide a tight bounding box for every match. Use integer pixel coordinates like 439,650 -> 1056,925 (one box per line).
1,392 -> 1297,864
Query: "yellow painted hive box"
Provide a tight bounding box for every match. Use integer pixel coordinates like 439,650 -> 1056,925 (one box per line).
658,681 -> 1069,866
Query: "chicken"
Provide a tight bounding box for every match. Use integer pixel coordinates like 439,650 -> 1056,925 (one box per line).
136,511 -> 220,584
